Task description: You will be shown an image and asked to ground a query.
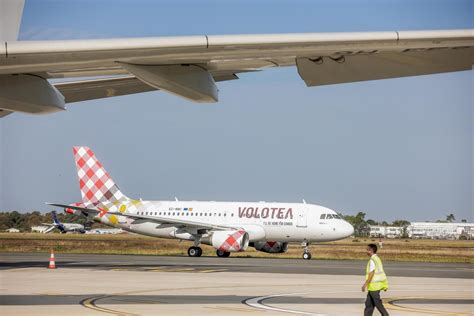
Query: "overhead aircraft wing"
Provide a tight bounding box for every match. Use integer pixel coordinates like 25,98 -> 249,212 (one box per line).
1,29 -> 473,114
47,203 -> 237,232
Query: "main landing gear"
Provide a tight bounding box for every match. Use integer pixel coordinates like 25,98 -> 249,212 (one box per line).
302,241 -> 312,260
188,246 -> 202,257
216,249 -> 231,258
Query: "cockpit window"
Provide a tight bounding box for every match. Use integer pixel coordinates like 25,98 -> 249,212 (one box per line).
321,213 -> 342,220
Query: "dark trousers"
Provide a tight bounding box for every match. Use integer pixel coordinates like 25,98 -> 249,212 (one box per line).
364,290 -> 389,316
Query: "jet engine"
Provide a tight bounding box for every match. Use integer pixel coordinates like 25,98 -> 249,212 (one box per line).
203,230 -> 249,252
251,241 -> 289,253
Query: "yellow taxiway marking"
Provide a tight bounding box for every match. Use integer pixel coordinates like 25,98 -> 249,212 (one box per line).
109,267 -> 228,273
81,296 -> 137,316
385,296 -> 472,316
147,267 -> 196,272
206,306 -> 260,313
455,267 -> 474,271
197,268 -> 228,273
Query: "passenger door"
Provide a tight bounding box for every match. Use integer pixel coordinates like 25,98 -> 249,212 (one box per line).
296,208 -> 307,228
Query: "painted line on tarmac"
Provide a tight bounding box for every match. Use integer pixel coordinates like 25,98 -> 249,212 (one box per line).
243,293 -> 326,316
80,295 -> 138,316
385,296 -> 471,316
206,306 -> 260,313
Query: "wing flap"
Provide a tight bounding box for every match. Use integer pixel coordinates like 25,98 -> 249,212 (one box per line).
297,47 -> 474,87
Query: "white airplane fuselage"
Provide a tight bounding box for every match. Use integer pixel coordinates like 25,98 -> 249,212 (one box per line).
95,200 -> 354,243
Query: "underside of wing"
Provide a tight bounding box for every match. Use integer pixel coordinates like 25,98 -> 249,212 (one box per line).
1,29 -> 473,115
53,71 -> 241,103
54,76 -> 157,103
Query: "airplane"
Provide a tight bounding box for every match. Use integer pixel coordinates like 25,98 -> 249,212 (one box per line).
42,211 -> 86,234
0,1 -> 473,117
49,146 -> 354,260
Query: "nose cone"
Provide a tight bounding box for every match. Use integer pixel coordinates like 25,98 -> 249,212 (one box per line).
344,221 -> 355,237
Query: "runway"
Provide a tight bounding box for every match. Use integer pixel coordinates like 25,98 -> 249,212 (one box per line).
1,253 -> 473,315
1,252 -> 472,278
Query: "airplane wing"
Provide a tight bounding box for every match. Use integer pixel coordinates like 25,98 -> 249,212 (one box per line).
42,225 -> 56,234
47,203 -> 237,232
1,29 -> 473,115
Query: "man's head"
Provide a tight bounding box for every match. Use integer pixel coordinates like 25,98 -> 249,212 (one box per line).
366,244 -> 377,256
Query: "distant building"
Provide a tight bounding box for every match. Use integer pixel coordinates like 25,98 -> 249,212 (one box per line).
369,226 -> 403,238
369,222 -> 474,239
6,228 -> 20,233
31,226 -> 49,233
408,222 -> 474,240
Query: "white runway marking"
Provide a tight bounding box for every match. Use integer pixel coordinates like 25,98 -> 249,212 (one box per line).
244,292 -> 327,316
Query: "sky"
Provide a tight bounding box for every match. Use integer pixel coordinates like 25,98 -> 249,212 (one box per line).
0,0 -> 472,222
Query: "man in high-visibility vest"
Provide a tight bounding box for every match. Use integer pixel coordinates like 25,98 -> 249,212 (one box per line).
362,243 -> 389,316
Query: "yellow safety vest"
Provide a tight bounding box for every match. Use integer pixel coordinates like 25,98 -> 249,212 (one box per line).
366,254 -> 388,291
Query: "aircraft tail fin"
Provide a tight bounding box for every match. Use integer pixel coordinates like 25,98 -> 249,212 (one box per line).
73,146 -> 128,205
0,0 -> 25,41
51,211 -> 61,225
51,211 -> 66,232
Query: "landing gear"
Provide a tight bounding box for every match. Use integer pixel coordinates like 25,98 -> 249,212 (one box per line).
188,246 -> 202,257
302,241 -> 312,260
216,249 -> 231,258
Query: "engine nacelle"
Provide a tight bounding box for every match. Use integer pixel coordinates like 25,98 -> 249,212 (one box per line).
252,241 -> 289,253
204,230 -> 249,252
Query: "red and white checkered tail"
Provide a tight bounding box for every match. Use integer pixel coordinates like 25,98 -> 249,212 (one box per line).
73,146 -> 128,204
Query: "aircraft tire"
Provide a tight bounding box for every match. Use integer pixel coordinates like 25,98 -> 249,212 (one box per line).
303,252 -> 312,260
188,246 -> 200,257
216,249 -> 231,258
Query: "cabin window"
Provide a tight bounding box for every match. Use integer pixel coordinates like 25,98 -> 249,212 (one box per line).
219,213 -> 221,216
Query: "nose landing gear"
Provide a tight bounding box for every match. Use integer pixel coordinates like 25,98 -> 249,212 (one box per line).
302,241 -> 312,260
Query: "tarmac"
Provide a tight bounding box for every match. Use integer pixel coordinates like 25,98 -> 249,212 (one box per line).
1,253 -> 473,315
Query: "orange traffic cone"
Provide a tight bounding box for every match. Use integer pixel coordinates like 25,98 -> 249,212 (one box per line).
48,249 -> 56,269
